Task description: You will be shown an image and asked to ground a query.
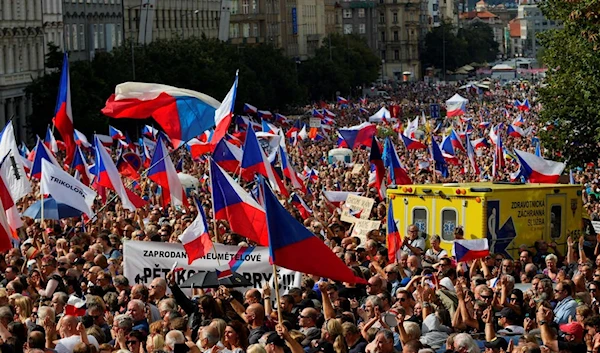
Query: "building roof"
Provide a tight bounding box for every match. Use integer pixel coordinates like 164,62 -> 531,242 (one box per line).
460,10 -> 498,19
509,18 -> 521,37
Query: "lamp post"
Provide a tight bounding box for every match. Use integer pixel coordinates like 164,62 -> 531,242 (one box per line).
125,2 -> 151,80
177,10 -> 200,38
381,59 -> 385,84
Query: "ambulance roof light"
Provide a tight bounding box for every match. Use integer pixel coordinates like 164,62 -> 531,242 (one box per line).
422,189 -> 432,193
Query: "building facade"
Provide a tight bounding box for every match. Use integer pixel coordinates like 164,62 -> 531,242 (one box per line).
63,0 -> 123,61
378,0 -> 423,81
340,0 -> 378,50
279,0 -> 325,60
228,0 -> 281,46
517,3 -> 560,58
0,0 -> 47,142
124,0 -> 221,44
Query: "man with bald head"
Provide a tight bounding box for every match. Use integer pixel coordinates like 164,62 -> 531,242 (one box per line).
131,284 -> 161,322
299,307 -> 320,347
244,288 -> 262,305
55,315 -> 100,353
149,277 -> 167,305
246,303 -> 268,345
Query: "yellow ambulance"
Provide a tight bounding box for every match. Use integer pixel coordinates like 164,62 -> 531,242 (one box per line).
387,182 -> 583,259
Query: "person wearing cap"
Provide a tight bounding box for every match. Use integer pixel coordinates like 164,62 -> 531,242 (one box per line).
494,307 -> 524,335
483,337 -> 508,353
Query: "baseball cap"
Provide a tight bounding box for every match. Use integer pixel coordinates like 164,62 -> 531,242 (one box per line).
560,322 -> 584,341
308,341 -> 334,353
266,332 -> 286,348
484,337 -> 509,350
495,307 -> 518,321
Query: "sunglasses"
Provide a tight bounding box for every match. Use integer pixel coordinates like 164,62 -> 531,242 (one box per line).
481,295 -> 493,300
126,340 -> 139,345
399,298 -> 407,302
590,287 -> 598,292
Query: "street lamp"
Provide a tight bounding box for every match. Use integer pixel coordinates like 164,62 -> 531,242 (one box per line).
125,2 -> 151,80
381,59 -> 385,84
176,10 -> 200,38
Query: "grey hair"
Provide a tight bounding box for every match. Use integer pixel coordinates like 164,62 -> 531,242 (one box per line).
201,327 -> 220,345
114,314 -> 134,330
53,292 -> 68,305
453,333 -> 480,353
165,330 -> 186,349
128,299 -> 145,311
376,329 -> 394,343
403,322 -> 421,341
365,295 -> 383,311
38,306 -> 55,322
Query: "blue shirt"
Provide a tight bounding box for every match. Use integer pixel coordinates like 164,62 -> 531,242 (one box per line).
554,296 -> 578,324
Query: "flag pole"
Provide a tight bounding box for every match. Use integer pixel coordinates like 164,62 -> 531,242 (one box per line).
40,177 -> 44,226
272,264 -> 283,324
207,159 -> 222,266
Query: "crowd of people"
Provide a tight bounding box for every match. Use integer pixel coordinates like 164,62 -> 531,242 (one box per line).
1,79 -> 600,353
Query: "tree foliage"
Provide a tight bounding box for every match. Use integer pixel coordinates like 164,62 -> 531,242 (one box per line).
299,34 -> 381,101
537,0 -> 600,166
421,21 -> 499,72
26,36 -> 378,139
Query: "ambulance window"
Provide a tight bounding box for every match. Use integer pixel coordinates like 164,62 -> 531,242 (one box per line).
412,208 -> 428,235
441,209 -> 457,241
550,205 -> 562,239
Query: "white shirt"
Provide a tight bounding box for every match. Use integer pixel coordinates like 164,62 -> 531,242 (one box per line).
55,335 -> 100,353
402,237 -> 425,256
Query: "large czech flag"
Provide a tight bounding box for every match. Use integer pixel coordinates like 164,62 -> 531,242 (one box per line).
102,82 -> 221,146
453,239 -> 489,262
514,149 -> 565,183
53,53 -> 76,164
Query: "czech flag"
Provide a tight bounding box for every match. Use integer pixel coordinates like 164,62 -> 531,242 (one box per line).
116,152 -> 141,181
507,124 -> 525,138
142,125 -> 158,139
179,198 -> 214,264
275,113 -> 289,125
290,193 -> 312,219
209,158 -> 268,245
466,133 -> 480,175
93,135 -> 146,211
44,126 -> 59,154
71,145 -> 92,186
447,97 -> 467,117
453,239 -> 489,262
243,103 -> 258,115
213,139 -> 243,173
52,53 -> 75,165
257,110 -> 273,120
216,267 -> 234,279
147,137 -> 187,207
440,134 -> 455,156
449,129 -> 465,152
262,120 -> 278,135
382,138 -> 412,185
338,122 -> 377,149
369,136 -> 386,199
95,134 -> 114,147
102,82 -> 221,146
240,128 -> 288,196
514,149 -> 566,183
470,137 -> 489,150
324,109 -> 336,118
322,191 -> 361,208
109,126 -> 125,140
262,179 -> 364,284
31,138 -> 60,179
479,121 -> 491,129
312,109 -> 324,118
515,99 -> 530,112
280,146 -> 305,193
430,137 -> 448,178
400,134 -> 427,150
512,114 -> 525,127
65,295 -> 87,317
387,201 -> 402,263
337,96 -> 349,105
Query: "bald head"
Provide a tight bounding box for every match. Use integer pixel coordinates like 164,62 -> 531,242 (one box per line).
60,315 -> 79,337
244,288 -> 261,304
246,303 -> 265,325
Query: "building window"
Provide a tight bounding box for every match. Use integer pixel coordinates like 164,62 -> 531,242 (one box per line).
65,25 -> 70,50
393,12 -> 398,23
72,24 -> 78,50
243,23 -> 250,37
93,24 -> 98,49
229,24 -> 238,38
359,23 -> 366,34
343,24 -> 352,34
79,24 -> 85,50
252,0 -> 258,13
380,31 -> 385,42
381,49 -> 386,60
379,13 -> 384,24
99,24 -> 105,48
253,23 -> 258,36
343,9 -> 352,18
393,30 -> 398,41
231,0 -> 238,14
116,24 -> 122,46
242,0 -> 249,14
358,8 -> 365,18
394,49 -> 399,60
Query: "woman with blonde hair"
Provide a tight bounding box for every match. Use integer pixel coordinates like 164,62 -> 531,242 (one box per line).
210,318 -> 227,342
14,295 -> 32,326
147,332 -> 165,352
321,319 -> 348,353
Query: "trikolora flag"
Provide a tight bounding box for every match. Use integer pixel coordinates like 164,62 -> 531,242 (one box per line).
41,159 -> 96,217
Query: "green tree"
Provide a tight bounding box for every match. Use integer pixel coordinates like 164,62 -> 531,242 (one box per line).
537,0 -> 600,166
421,21 -> 470,72
299,34 -> 380,101
458,22 -> 499,63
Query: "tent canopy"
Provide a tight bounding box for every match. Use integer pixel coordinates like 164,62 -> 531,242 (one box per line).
446,93 -> 468,106
368,107 -> 392,123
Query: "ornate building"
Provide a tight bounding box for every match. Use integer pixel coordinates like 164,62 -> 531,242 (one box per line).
0,0 -> 47,142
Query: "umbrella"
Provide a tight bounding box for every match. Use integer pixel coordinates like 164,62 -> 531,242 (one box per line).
23,197 -> 84,220
179,270 -> 252,288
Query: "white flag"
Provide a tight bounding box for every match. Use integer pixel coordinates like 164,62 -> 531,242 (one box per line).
40,159 -> 96,217
0,122 -> 31,201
